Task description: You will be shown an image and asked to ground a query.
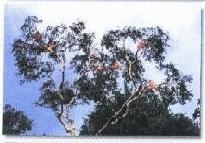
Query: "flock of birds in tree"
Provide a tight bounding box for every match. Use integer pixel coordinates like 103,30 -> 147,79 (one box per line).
86,39 -> 156,92
30,30 -> 157,135
32,31 -> 156,92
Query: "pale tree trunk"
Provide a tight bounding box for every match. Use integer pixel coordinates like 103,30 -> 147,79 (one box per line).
57,51 -> 76,136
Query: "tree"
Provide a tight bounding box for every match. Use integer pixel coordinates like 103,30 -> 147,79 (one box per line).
12,16 -> 197,136
193,98 -> 200,121
12,16 -> 95,135
3,104 -> 33,135
192,98 -> 200,133
80,95 -> 199,136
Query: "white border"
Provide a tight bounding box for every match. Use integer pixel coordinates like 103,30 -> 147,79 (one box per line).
0,1 -> 204,143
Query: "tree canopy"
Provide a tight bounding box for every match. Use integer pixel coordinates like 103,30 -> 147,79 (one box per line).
3,104 -> 33,135
80,93 -> 199,136
11,16 -> 199,136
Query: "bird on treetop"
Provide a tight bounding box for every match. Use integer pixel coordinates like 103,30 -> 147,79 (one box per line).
112,61 -> 120,70
147,80 -> 156,91
137,39 -> 148,50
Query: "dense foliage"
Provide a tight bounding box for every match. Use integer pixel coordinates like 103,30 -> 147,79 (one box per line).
80,94 -> 199,136
11,16 -> 200,136
3,104 -> 32,135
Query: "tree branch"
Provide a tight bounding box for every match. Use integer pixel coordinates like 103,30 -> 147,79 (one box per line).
96,85 -> 143,136
56,51 -> 76,135
128,61 -> 134,79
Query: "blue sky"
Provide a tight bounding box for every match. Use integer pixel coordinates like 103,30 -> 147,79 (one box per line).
4,2 -> 201,136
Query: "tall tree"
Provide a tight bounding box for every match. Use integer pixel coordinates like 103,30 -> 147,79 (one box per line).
12,16 -> 197,136
12,16 -> 95,135
77,26 -> 194,135
3,104 -> 33,135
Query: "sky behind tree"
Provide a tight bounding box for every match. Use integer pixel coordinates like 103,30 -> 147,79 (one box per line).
4,2 -> 201,136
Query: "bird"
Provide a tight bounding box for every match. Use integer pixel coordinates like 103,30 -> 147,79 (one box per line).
112,61 -> 120,70
32,31 -> 43,42
137,39 -> 148,51
147,80 -> 156,91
